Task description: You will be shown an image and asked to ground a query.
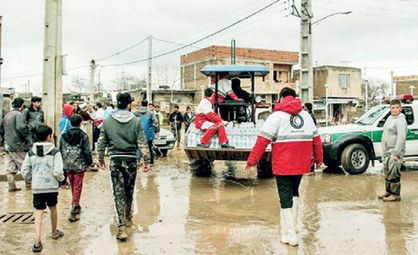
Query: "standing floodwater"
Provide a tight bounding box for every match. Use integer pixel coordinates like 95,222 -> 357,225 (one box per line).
1,149 -> 418,254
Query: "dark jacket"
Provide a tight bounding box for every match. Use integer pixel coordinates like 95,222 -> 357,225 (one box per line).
2,108 -> 30,152
97,110 -> 150,164
169,112 -> 183,131
232,79 -> 251,102
23,105 -> 44,132
134,107 -> 160,141
23,105 -> 45,144
183,112 -> 195,131
59,127 -> 92,172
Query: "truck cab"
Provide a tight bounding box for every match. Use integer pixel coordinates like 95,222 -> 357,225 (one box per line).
320,96 -> 418,174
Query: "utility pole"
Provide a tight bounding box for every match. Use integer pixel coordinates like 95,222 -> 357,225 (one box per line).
89,59 -> 96,105
97,66 -> 102,97
147,35 -> 152,102
42,0 -> 63,136
231,39 -> 236,64
390,70 -> 395,96
0,16 -> 4,125
365,80 -> 368,112
54,0 -> 63,137
293,0 -> 313,104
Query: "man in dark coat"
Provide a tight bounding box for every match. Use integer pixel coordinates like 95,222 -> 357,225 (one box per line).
23,96 -> 45,146
183,106 -> 195,132
2,98 -> 30,191
169,105 -> 183,147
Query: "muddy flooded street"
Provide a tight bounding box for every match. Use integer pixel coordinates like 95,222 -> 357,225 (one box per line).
1,148 -> 418,255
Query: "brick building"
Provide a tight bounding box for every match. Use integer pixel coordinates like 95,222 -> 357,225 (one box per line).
180,45 -> 298,104
393,75 -> 418,96
294,66 -> 362,123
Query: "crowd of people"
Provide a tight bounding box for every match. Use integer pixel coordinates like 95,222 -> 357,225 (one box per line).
0,94 -> 190,251
1,86 -> 408,251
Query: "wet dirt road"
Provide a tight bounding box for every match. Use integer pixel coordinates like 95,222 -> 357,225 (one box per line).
1,148 -> 418,255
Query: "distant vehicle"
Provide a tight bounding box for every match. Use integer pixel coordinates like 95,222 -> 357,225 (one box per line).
319,96 -> 418,174
184,65 -> 273,177
154,128 -> 176,157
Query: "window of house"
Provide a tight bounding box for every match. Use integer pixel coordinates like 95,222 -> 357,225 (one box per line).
273,71 -> 278,82
339,74 -> 350,88
279,71 -> 288,83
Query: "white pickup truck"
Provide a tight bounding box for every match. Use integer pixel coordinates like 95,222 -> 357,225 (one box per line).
319,100 -> 418,174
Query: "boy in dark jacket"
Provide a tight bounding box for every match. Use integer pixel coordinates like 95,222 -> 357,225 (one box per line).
169,105 -> 183,147
59,114 -> 92,222
23,96 -> 45,146
183,106 -> 195,132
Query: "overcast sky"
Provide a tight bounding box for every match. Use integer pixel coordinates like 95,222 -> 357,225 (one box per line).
1,0 -> 418,95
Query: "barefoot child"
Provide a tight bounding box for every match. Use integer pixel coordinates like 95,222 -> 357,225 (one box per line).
59,114 -> 92,222
21,124 -> 65,252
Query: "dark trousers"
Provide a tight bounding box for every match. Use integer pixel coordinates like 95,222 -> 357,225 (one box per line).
147,140 -> 154,165
383,154 -> 401,196
93,126 -> 101,151
171,129 -> 181,143
275,175 -> 303,209
109,158 -> 138,226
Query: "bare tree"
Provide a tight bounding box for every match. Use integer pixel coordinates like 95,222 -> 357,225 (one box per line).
72,75 -> 88,93
362,79 -> 390,105
112,72 -> 146,92
154,64 -> 180,89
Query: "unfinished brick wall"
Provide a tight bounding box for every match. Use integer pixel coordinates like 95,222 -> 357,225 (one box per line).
180,46 -> 298,65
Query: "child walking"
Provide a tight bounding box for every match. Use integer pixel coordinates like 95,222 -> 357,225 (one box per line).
59,114 -> 92,222
21,124 -> 65,252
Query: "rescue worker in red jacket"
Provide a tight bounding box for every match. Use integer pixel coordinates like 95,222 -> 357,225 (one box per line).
209,74 -> 241,104
244,87 -> 323,247
195,88 -> 234,149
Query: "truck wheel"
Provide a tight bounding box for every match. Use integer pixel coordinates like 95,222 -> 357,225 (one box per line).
190,159 -> 213,177
160,149 -> 168,157
341,144 -> 370,175
257,159 -> 274,178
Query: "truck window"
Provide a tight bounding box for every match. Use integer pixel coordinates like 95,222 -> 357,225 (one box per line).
356,106 -> 387,126
377,106 -> 414,127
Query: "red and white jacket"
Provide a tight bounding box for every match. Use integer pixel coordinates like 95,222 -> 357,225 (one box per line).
247,96 -> 323,175
194,96 -> 223,130
209,78 -> 239,104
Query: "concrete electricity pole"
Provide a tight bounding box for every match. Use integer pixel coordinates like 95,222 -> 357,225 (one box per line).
0,16 -> 3,125
42,0 -> 63,136
231,39 -> 236,64
54,0 -> 63,137
147,35 -> 152,102
298,0 -> 313,104
390,70 -> 395,96
90,59 -> 96,105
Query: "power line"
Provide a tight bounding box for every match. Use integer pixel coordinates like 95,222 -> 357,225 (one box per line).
316,0 -> 418,18
3,64 -> 90,81
315,5 -> 418,22
157,0 -> 277,51
153,37 -> 204,50
104,0 -> 283,67
95,37 -> 148,61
